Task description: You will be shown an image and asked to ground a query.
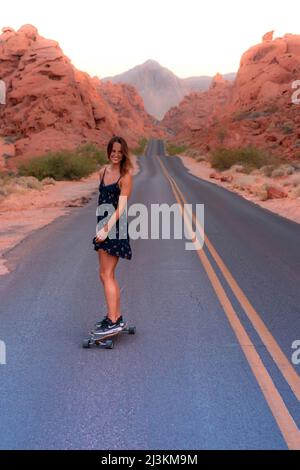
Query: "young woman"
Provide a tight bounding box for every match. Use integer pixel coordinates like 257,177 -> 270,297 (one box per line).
92,136 -> 133,337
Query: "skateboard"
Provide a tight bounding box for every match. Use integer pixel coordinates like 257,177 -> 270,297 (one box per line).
82,322 -> 136,350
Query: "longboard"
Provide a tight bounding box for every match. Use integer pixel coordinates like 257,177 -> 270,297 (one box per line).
82,323 -> 136,349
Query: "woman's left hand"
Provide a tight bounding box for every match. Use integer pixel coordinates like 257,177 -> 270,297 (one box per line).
95,227 -> 109,243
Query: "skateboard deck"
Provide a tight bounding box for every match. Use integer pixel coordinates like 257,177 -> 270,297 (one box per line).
83,323 -> 136,349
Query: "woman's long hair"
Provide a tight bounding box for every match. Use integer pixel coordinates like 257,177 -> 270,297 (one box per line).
107,136 -> 134,176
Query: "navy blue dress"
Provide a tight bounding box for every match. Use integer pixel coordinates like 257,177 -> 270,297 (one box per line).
92,167 -> 132,260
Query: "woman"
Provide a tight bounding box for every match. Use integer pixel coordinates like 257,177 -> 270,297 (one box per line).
92,136 -> 133,337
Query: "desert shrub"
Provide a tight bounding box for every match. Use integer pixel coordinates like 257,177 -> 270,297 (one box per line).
41,177 -> 56,185
233,105 -> 279,122
184,149 -> 206,161
15,176 -> 43,190
17,143 -> 105,181
230,164 -> 247,173
76,143 -> 106,165
261,164 -> 280,177
271,165 -> 295,178
166,143 -> 188,156
233,175 -> 256,189
210,146 -> 281,173
195,155 -> 206,162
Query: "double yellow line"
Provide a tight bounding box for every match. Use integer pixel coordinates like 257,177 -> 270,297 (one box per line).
157,155 -> 300,450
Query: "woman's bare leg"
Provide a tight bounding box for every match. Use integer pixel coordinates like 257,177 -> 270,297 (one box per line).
98,249 -> 121,323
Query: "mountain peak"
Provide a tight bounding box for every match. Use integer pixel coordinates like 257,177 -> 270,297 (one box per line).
142,59 -> 162,68
102,61 -> 236,120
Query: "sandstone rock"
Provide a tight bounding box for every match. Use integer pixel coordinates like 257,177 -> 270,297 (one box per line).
210,172 -> 221,180
210,73 -> 228,89
1,27 -> 15,34
262,31 -> 274,42
254,187 -> 269,200
290,174 -> 300,187
15,176 -> 43,190
18,24 -> 38,40
272,165 -> 295,177
161,33 -> 300,162
0,25 -> 162,170
221,175 -> 233,182
266,185 -> 287,199
230,164 -> 246,173
290,186 -> 300,199
41,177 -> 56,185
209,172 -> 233,182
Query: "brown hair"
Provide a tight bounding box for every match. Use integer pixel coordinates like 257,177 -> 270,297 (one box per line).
106,136 -> 134,176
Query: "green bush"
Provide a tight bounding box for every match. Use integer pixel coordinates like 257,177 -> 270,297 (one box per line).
233,106 -> 278,122
210,146 -> 281,173
76,143 -> 107,165
166,143 -> 188,156
17,143 -> 106,181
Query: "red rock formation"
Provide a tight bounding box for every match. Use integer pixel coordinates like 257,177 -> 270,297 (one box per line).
266,185 -> 288,199
162,73 -> 233,149
209,172 -> 233,183
0,25 -> 161,170
263,31 -> 274,42
93,78 -> 164,143
161,32 -> 300,161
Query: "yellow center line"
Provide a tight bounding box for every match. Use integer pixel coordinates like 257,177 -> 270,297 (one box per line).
164,159 -> 300,401
156,156 -> 300,450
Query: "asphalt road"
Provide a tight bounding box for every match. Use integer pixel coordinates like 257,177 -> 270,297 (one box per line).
0,139 -> 299,450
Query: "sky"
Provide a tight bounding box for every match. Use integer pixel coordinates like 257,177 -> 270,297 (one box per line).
1,0 -> 300,79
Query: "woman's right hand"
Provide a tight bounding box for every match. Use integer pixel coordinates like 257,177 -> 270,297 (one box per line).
95,226 -> 109,243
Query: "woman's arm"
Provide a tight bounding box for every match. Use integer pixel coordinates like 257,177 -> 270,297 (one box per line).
104,173 -> 133,233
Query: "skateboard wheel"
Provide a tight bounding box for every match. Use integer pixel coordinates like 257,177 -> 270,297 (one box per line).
128,327 -> 136,335
83,338 -> 91,349
105,340 -> 114,349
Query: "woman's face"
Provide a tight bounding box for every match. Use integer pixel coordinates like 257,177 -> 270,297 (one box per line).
110,142 -> 123,164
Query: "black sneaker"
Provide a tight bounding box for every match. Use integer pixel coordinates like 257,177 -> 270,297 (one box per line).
92,318 -> 123,338
94,315 -> 109,329
95,315 -> 126,329
115,316 -> 127,329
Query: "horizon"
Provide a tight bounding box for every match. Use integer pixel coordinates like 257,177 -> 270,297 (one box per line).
1,0 -> 300,79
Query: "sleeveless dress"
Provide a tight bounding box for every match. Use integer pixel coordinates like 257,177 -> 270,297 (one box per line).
92,167 -> 132,260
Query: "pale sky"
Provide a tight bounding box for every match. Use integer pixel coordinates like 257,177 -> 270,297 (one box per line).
1,0 -> 300,78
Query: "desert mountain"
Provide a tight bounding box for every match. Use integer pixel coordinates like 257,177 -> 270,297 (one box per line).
102,59 -> 236,120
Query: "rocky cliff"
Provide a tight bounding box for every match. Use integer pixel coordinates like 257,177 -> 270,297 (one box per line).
0,25 -> 161,170
161,33 -> 300,161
